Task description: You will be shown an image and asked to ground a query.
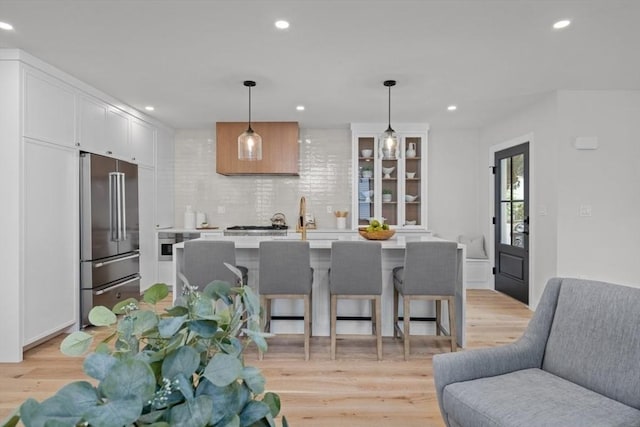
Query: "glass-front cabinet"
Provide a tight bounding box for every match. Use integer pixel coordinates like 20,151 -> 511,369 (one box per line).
351,123 -> 429,229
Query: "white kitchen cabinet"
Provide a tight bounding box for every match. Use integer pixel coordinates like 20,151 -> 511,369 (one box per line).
78,94 -> 131,158
24,67 -> 76,147
23,139 -> 78,345
351,123 -> 429,228
130,117 -> 156,167
155,126 -> 175,228
139,166 -> 157,291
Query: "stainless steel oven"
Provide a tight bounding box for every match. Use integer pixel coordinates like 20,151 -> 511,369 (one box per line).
158,232 -> 201,261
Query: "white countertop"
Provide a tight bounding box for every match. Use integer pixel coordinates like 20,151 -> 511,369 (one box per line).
158,227 -> 431,235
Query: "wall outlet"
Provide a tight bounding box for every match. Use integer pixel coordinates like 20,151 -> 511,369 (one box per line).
217,206 -> 226,214
326,205 -> 333,213
579,205 -> 592,217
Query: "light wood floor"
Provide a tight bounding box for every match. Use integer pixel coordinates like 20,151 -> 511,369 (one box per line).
0,290 -> 532,426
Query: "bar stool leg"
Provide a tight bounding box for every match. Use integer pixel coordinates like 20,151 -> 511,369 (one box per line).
258,295 -> 268,360
375,296 -> 382,361
304,294 -> 310,361
435,300 -> 442,336
330,294 -> 337,360
403,296 -> 411,360
448,296 -> 457,352
393,288 -> 399,339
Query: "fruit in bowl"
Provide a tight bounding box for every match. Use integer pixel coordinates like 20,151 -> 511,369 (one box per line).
359,219 -> 396,240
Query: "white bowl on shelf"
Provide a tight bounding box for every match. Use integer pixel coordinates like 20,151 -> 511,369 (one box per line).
382,166 -> 395,178
361,149 -> 373,158
405,194 -> 418,202
405,220 -> 417,226
406,172 -> 416,179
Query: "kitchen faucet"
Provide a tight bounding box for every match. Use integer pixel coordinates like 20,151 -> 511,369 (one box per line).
297,196 -> 307,241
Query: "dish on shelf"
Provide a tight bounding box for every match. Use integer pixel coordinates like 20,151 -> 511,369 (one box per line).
405,220 -> 417,226
406,172 -> 416,179
405,194 -> 418,202
361,149 -> 373,157
358,227 -> 396,240
382,166 -> 395,178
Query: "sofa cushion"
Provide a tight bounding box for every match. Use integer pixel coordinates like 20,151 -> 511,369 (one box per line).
542,279 -> 640,409
442,368 -> 640,427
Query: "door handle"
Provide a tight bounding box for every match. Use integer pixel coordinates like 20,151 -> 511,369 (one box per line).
94,275 -> 140,296
94,252 -> 140,268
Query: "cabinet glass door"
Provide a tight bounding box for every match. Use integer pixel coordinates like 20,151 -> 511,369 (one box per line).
403,136 -> 422,226
357,137 -> 375,226
381,151 -> 399,226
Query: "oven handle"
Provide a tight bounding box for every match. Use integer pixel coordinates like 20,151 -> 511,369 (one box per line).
94,252 -> 140,268
94,276 -> 140,296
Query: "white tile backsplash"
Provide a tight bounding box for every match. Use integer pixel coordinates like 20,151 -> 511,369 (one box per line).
174,128 -> 353,229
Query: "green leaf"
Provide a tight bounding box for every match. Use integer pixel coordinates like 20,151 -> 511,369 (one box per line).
99,358 -> 156,403
1,407 -> 20,427
203,353 -> 243,387
82,396 -> 142,427
282,415 -> 289,427
261,392 -> 281,418
241,366 -> 265,395
165,305 -> 189,316
242,287 -> 261,317
189,319 -> 218,338
193,297 -> 215,319
238,401 -> 270,426
162,346 -> 200,380
60,331 -> 93,356
196,379 -> 250,425
158,315 -> 187,338
169,395 -> 213,427
223,263 -> 244,284
203,280 -> 233,304
88,306 -> 117,326
83,353 -> 117,381
55,381 -> 99,413
174,373 -> 196,401
132,310 -> 159,335
112,297 -> 139,314
143,283 -> 170,305
242,329 -> 269,353
137,410 -> 166,424
215,414 -> 240,427
19,396 -> 81,427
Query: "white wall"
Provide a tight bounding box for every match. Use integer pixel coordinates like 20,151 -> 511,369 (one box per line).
174,128 -> 352,230
556,90 -> 640,286
427,129 -> 482,241
480,93 -> 560,308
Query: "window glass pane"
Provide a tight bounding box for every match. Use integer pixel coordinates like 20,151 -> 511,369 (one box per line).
500,158 -> 511,201
512,154 -> 525,201
512,201 -> 525,248
500,202 -> 511,244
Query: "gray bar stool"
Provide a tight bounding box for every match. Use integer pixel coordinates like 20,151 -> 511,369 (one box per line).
182,240 -> 248,289
258,240 -> 313,360
393,241 -> 458,360
329,241 -> 383,360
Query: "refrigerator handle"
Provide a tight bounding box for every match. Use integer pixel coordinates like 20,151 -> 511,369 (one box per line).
109,172 -> 119,242
119,172 -> 127,241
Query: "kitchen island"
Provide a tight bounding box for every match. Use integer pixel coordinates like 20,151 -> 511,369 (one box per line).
172,233 -> 467,347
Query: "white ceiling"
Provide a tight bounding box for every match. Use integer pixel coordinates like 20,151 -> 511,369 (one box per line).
1,0 -> 639,130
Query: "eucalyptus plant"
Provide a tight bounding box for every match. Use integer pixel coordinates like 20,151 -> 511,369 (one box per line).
5,265 -> 287,427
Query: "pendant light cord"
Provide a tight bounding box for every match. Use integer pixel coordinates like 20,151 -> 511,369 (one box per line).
248,85 -> 252,132
388,84 -> 391,129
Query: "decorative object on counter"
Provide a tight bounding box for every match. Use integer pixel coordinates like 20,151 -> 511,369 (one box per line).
270,212 -> 287,228
405,194 -> 418,202
361,148 -> 373,158
184,204 -> 196,229
382,189 -> 393,202
196,211 -> 207,227
359,218 -> 395,240
406,142 -> 417,158
379,80 -> 399,159
361,167 -> 373,178
9,277 -> 287,427
382,166 -> 395,179
406,171 -> 416,179
238,80 -> 262,161
334,210 -> 348,229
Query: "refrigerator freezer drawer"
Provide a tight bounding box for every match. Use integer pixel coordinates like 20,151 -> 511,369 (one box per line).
81,275 -> 140,327
81,251 -> 140,289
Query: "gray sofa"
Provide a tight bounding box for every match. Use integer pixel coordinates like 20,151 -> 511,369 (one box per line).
433,277 -> 640,427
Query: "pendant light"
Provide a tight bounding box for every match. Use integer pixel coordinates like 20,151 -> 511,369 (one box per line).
380,80 -> 399,159
238,80 -> 262,161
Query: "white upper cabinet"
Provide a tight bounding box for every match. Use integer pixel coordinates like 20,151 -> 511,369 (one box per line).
130,117 -> 155,167
106,106 -> 130,159
155,127 -> 175,228
24,68 -> 76,147
78,95 -> 107,153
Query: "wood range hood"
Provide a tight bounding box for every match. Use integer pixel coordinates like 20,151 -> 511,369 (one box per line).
216,121 -> 299,175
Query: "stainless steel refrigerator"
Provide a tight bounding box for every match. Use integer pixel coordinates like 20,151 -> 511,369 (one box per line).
80,152 -> 140,326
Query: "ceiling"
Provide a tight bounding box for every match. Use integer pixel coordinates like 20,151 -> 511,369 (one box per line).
1,0 -> 639,130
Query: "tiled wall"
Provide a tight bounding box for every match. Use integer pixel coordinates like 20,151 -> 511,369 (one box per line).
174,128 -> 353,229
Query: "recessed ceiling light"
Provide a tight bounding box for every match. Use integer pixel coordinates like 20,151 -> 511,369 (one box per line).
275,20 -> 290,30
447,105 -> 457,111
553,20 -> 571,29
144,106 -> 155,111
296,105 -> 305,111
0,21 -> 14,31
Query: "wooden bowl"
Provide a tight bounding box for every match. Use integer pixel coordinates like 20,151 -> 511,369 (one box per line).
358,228 -> 396,240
